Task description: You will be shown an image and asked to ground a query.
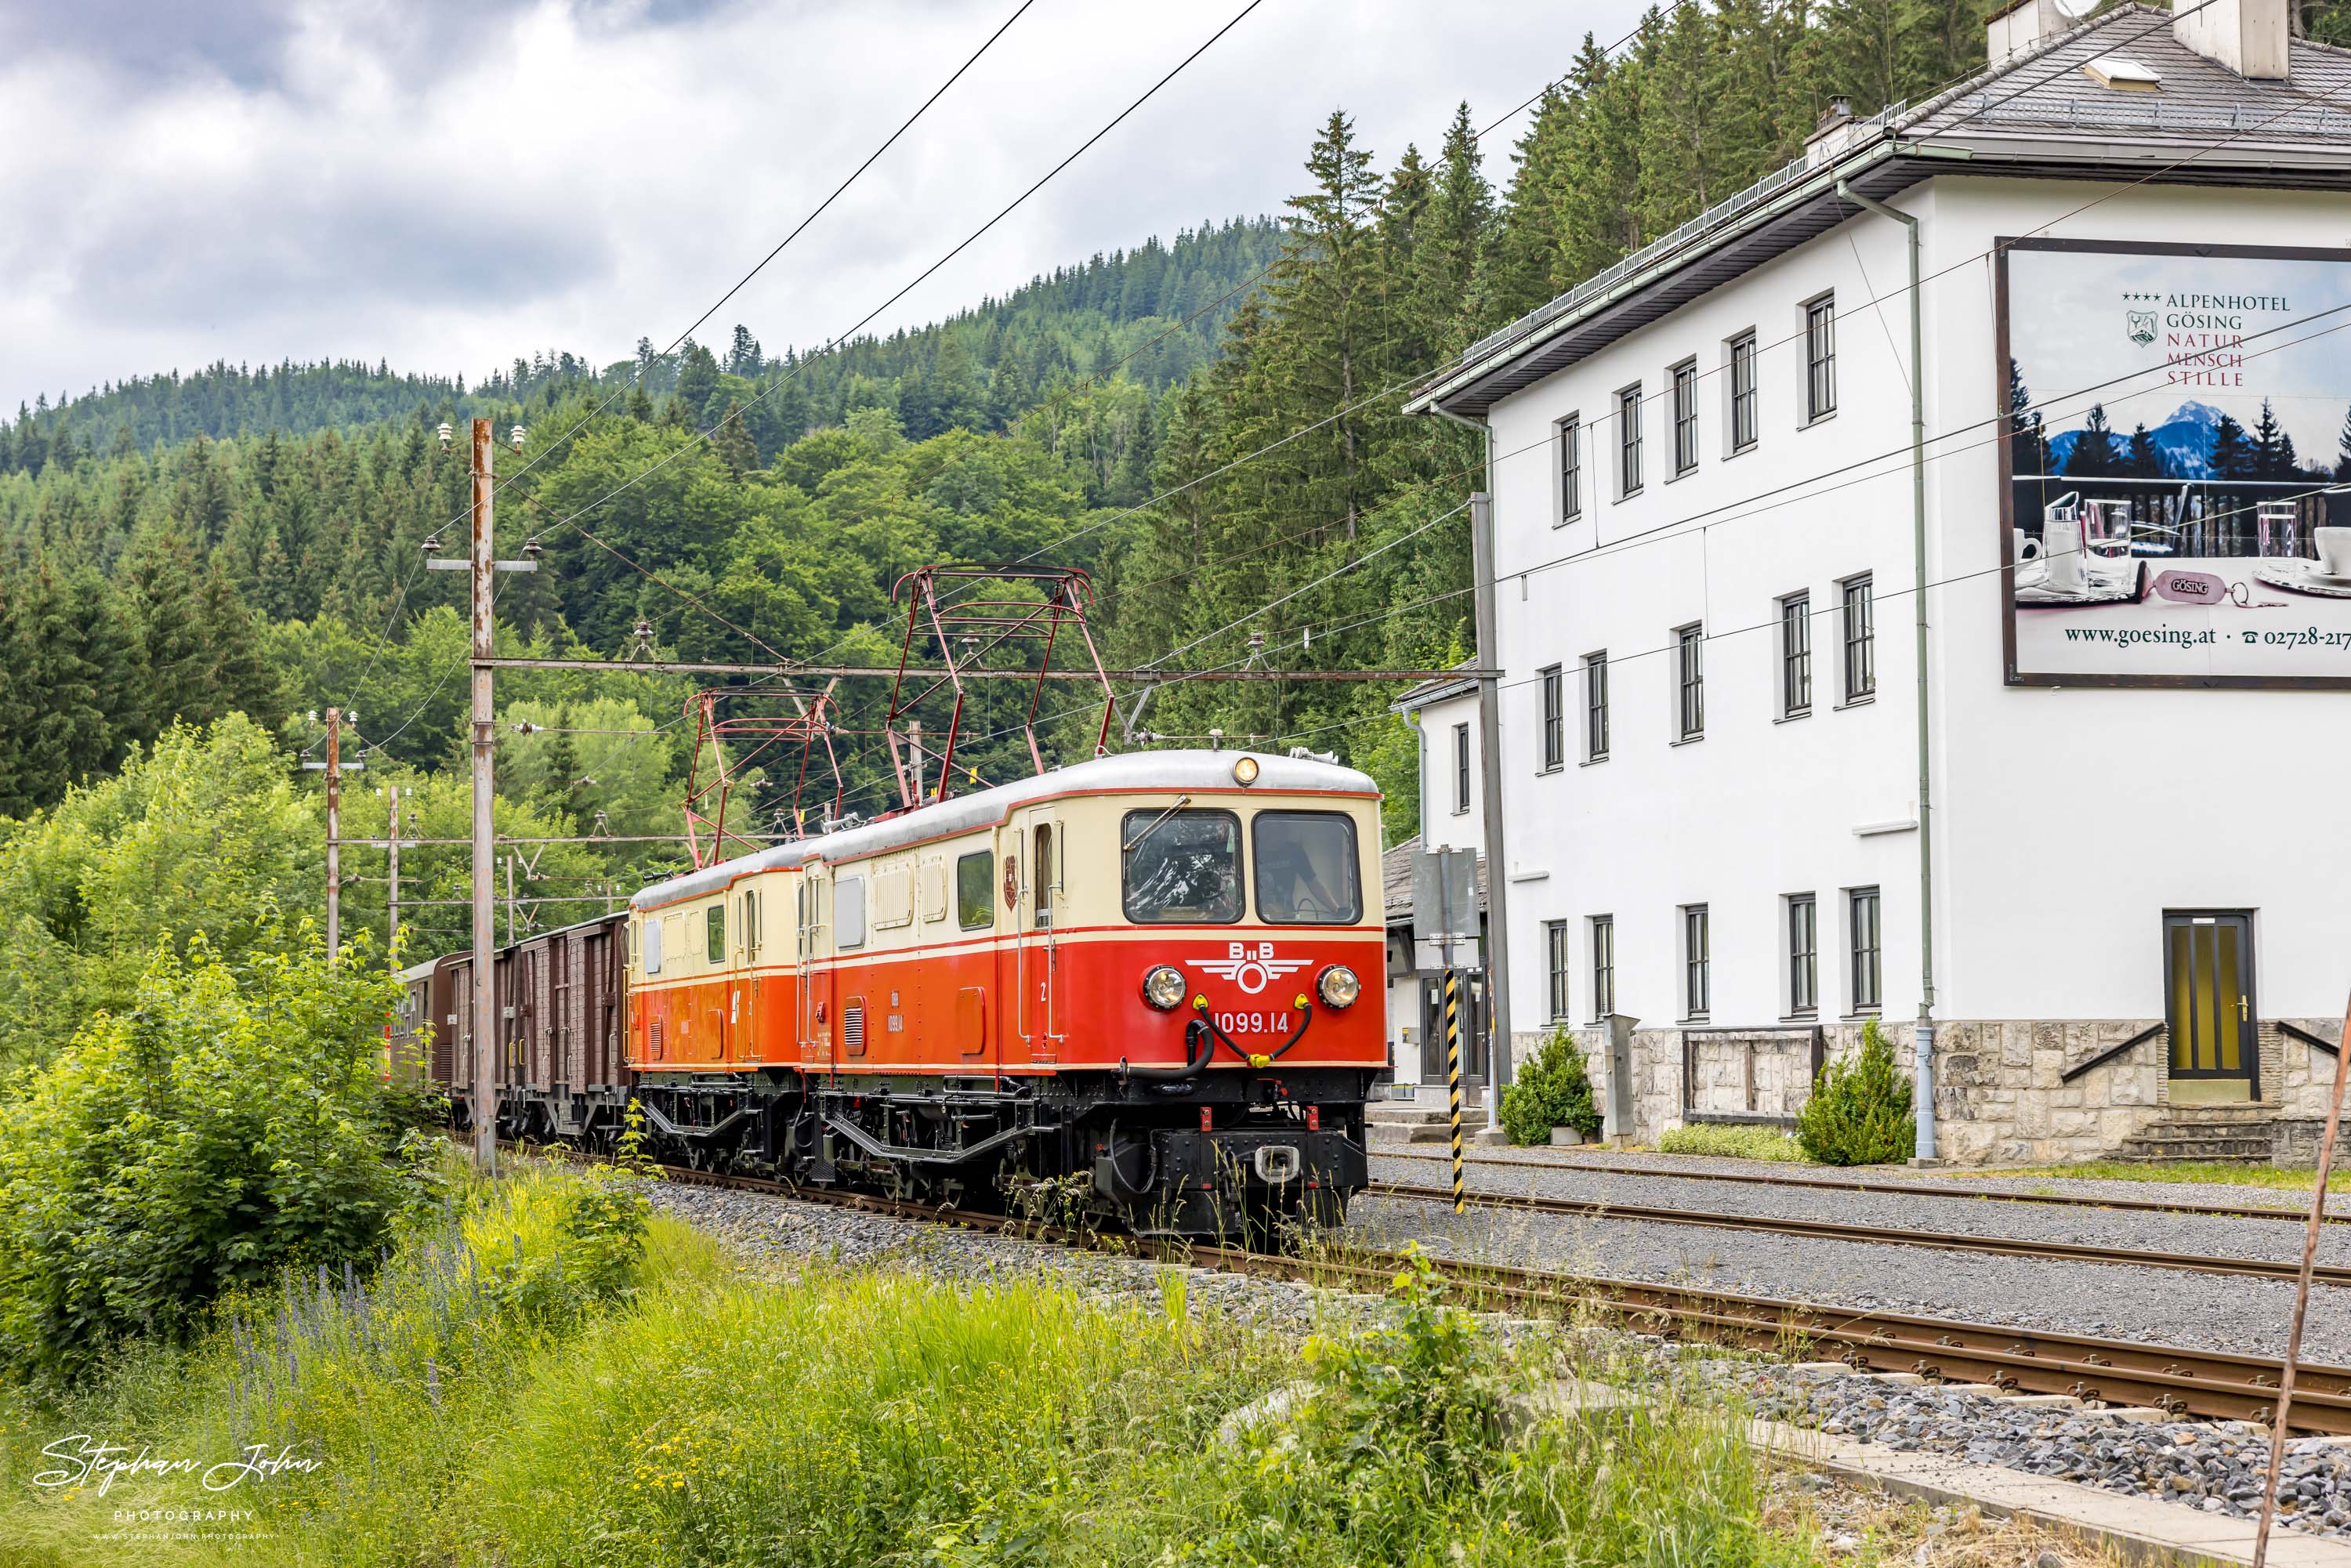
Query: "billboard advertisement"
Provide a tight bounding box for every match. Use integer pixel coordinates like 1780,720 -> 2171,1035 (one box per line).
1997,238 -> 2351,689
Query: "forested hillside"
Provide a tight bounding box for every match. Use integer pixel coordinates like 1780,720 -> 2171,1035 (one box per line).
0,219 -> 1280,465
2,0 -> 2010,994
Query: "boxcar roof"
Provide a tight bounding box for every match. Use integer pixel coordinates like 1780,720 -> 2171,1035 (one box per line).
631,748 -> 1378,912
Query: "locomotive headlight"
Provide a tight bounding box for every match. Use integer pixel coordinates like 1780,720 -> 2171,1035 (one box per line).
1232,755 -> 1259,786
1316,964 -> 1360,1009
1142,964 -> 1187,1010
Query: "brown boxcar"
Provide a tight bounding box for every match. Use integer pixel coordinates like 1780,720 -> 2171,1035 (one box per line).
433,912 -> 632,1145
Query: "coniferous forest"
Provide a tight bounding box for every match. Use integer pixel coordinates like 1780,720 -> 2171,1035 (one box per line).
2,0 -> 2078,1005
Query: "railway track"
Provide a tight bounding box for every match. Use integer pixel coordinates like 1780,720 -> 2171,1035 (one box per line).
1361,1179 -> 2351,1287
1371,1146 -> 2346,1226
629,1152 -> 2351,1434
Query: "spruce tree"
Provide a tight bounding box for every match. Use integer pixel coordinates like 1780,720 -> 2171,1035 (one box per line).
715,400 -> 759,480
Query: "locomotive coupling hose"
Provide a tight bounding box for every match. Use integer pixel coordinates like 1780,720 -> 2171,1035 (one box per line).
1190,994 -> 1313,1068
1118,1014 -> 1216,1081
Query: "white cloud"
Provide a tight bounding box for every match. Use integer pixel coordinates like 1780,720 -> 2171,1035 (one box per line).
0,0 -> 1646,413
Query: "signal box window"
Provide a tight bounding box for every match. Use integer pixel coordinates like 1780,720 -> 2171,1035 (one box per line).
1254,810 -> 1362,925
705,904 -> 725,963
1122,809 -> 1243,924
955,850 -> 994,930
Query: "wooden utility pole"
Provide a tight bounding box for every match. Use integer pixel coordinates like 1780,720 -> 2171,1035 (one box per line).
386,784 -> 402,966
325,707 -> 342,961
469,418 -> 498,1174
305,710 -> 360,961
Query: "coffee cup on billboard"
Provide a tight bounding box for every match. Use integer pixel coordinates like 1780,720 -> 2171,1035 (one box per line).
2045,515 -> 2085,594
2012,527 -> 2042,563
2317,527 -> 2351,578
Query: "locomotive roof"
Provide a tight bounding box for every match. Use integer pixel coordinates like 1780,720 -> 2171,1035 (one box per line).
630,748 -> 1378,912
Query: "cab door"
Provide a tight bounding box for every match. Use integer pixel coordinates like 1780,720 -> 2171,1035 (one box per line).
730,885 -> 759,1065
797,871 -> 831,1071
1012,807 -> 1063,1062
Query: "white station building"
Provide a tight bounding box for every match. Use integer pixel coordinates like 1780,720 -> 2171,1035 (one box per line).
1404,0 -> 2351,1163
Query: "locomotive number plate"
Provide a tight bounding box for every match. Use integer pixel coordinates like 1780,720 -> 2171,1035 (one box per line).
1214,1012 -> 1288,1036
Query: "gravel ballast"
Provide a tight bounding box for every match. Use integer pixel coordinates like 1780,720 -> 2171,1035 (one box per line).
1725,1361 -> 2351,1538
1343,1190 -> 2351,1363
1368,1150 -> 2351,1268
1374,1142 -> 2351,1219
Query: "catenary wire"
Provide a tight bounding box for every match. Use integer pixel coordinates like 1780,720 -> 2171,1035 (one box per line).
423,0 -> 1040,534
516,0 -> 1270,572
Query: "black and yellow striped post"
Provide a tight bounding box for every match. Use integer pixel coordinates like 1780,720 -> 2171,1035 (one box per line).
1444,968 -> 1465,1213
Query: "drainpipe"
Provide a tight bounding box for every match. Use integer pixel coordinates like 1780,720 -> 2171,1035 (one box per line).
1429,405 -> 1513,1134
1837,176 -> 1937,1163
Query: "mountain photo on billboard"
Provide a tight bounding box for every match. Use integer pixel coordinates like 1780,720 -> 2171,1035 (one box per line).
2000,239 -> 2351,687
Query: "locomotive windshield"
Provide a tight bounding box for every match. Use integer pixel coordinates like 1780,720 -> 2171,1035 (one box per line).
1121,809 -> 1242,924
1253,811 -> 1362,925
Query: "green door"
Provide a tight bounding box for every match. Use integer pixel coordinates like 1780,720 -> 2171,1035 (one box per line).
2164,912 -> 2257,1096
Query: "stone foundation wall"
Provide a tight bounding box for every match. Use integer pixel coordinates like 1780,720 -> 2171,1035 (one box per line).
1535,1016 -> 2345,1165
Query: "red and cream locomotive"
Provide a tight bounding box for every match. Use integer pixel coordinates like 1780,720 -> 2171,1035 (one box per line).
396,748 -> 1383,1237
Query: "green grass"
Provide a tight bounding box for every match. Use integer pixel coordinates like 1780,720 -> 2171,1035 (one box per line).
1971,1159 -> 2351,1192
1659,1123 -> 1809,1162
0,1166 -> 1829,1567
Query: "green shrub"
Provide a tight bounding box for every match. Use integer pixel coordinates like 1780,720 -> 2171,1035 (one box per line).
0,926 -> 433,1383
1660,1123 -> 1806,1161
1498,1026 -> 1603,1145
1796,1018 -> 1917,1166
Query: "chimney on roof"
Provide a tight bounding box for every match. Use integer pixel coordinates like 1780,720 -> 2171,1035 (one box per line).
2172,0 -> 2288,80
1985,0 -> 2069,63
1803,96 -> 1857,165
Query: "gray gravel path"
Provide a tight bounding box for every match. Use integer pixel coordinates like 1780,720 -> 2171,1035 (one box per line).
1368,1150 -> 2351,1268
1345,1190 -> 2351,1363
1375,1143 -> 2351,1218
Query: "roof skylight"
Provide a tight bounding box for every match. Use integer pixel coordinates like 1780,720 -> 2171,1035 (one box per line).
2082,54 -> 2163,90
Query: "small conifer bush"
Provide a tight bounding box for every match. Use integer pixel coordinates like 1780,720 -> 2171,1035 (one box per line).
1796,1017 -> 1917,1165
1499,1027 -> 1603,1145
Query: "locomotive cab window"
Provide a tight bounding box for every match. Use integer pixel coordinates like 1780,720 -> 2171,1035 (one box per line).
1252,811 -> 1362,925
1121,809 -> 1242,924
956,850 -> 994,930
705,904 -> 725,964
641,918 -> 661,976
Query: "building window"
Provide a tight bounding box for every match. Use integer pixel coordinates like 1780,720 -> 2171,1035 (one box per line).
1538,665 -> 1564,771
1841,574 -> 1875,702
1545,919 -> 1570,1022
1582,651 -> 1610,761
1672,360 -> 1698,476
1788,893 -> 1817,1016
1849,886 -> 1882,1013
1805,295 -> 1837,422
1617,385 -> 1643,496
1729,331 -> 1758,452
1451,722 -> 1471,814
1558,415 -> 1581,523
1589,914 -> 1614,1020
1780,592 -> 1812,718
1675,624 -> 1704,741
1682,903 -> 1710,1020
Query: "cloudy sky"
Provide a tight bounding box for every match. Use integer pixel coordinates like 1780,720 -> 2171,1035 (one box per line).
0,0 -> 1650,415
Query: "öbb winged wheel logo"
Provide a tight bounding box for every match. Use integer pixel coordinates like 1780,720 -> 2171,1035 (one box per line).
1190,941 -> 1310,996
